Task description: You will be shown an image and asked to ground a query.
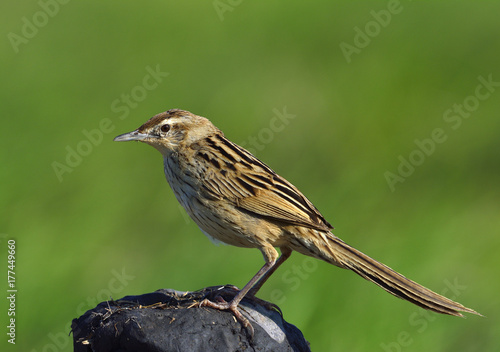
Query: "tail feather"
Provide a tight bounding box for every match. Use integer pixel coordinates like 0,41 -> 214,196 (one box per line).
325,236 -> 480,317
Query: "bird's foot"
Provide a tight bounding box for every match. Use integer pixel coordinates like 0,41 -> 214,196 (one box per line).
200,296 -> 254,337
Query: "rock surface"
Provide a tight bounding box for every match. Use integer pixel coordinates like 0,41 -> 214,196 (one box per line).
72,286 -> 310,352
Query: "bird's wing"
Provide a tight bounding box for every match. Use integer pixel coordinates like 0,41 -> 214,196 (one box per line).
198,134 -> 333,232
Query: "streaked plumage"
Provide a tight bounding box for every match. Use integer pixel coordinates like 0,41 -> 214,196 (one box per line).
114,109 -> 479,331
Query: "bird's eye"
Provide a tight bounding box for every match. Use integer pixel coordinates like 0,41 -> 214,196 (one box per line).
160,124 -> 170,133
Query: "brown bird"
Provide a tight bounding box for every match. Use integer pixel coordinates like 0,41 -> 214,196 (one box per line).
114,109 -> 479,331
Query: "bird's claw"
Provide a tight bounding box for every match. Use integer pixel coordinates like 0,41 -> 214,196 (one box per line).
200,297 -> 254,337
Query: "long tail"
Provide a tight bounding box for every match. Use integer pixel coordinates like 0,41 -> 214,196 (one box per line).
324,235 -> 480,317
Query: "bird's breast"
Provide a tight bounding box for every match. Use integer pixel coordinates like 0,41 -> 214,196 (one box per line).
162,155 -> 285,249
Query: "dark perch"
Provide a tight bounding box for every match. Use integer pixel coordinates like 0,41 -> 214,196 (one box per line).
72,286 -> 310,352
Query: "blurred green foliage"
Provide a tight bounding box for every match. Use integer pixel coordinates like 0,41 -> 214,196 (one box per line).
1,1 -> 499,351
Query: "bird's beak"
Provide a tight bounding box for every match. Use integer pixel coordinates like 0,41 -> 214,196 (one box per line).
113,130 -> 150,142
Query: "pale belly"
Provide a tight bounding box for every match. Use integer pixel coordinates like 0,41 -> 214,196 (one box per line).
163,156 -> 286,250
175,187 -> 264,248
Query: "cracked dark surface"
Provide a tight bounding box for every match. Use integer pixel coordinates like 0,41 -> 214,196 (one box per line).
71,286 -> 310,352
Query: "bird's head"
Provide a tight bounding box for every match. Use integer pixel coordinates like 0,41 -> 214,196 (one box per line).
113,109 -> 219,155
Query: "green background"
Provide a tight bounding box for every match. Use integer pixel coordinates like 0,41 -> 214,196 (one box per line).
2,1 -> 499,351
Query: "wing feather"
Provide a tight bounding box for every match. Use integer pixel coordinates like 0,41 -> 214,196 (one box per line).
197,134 -> 333,231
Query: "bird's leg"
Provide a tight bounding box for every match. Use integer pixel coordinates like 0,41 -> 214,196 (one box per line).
248,247 -> 292,297
200,259 -> 276,336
